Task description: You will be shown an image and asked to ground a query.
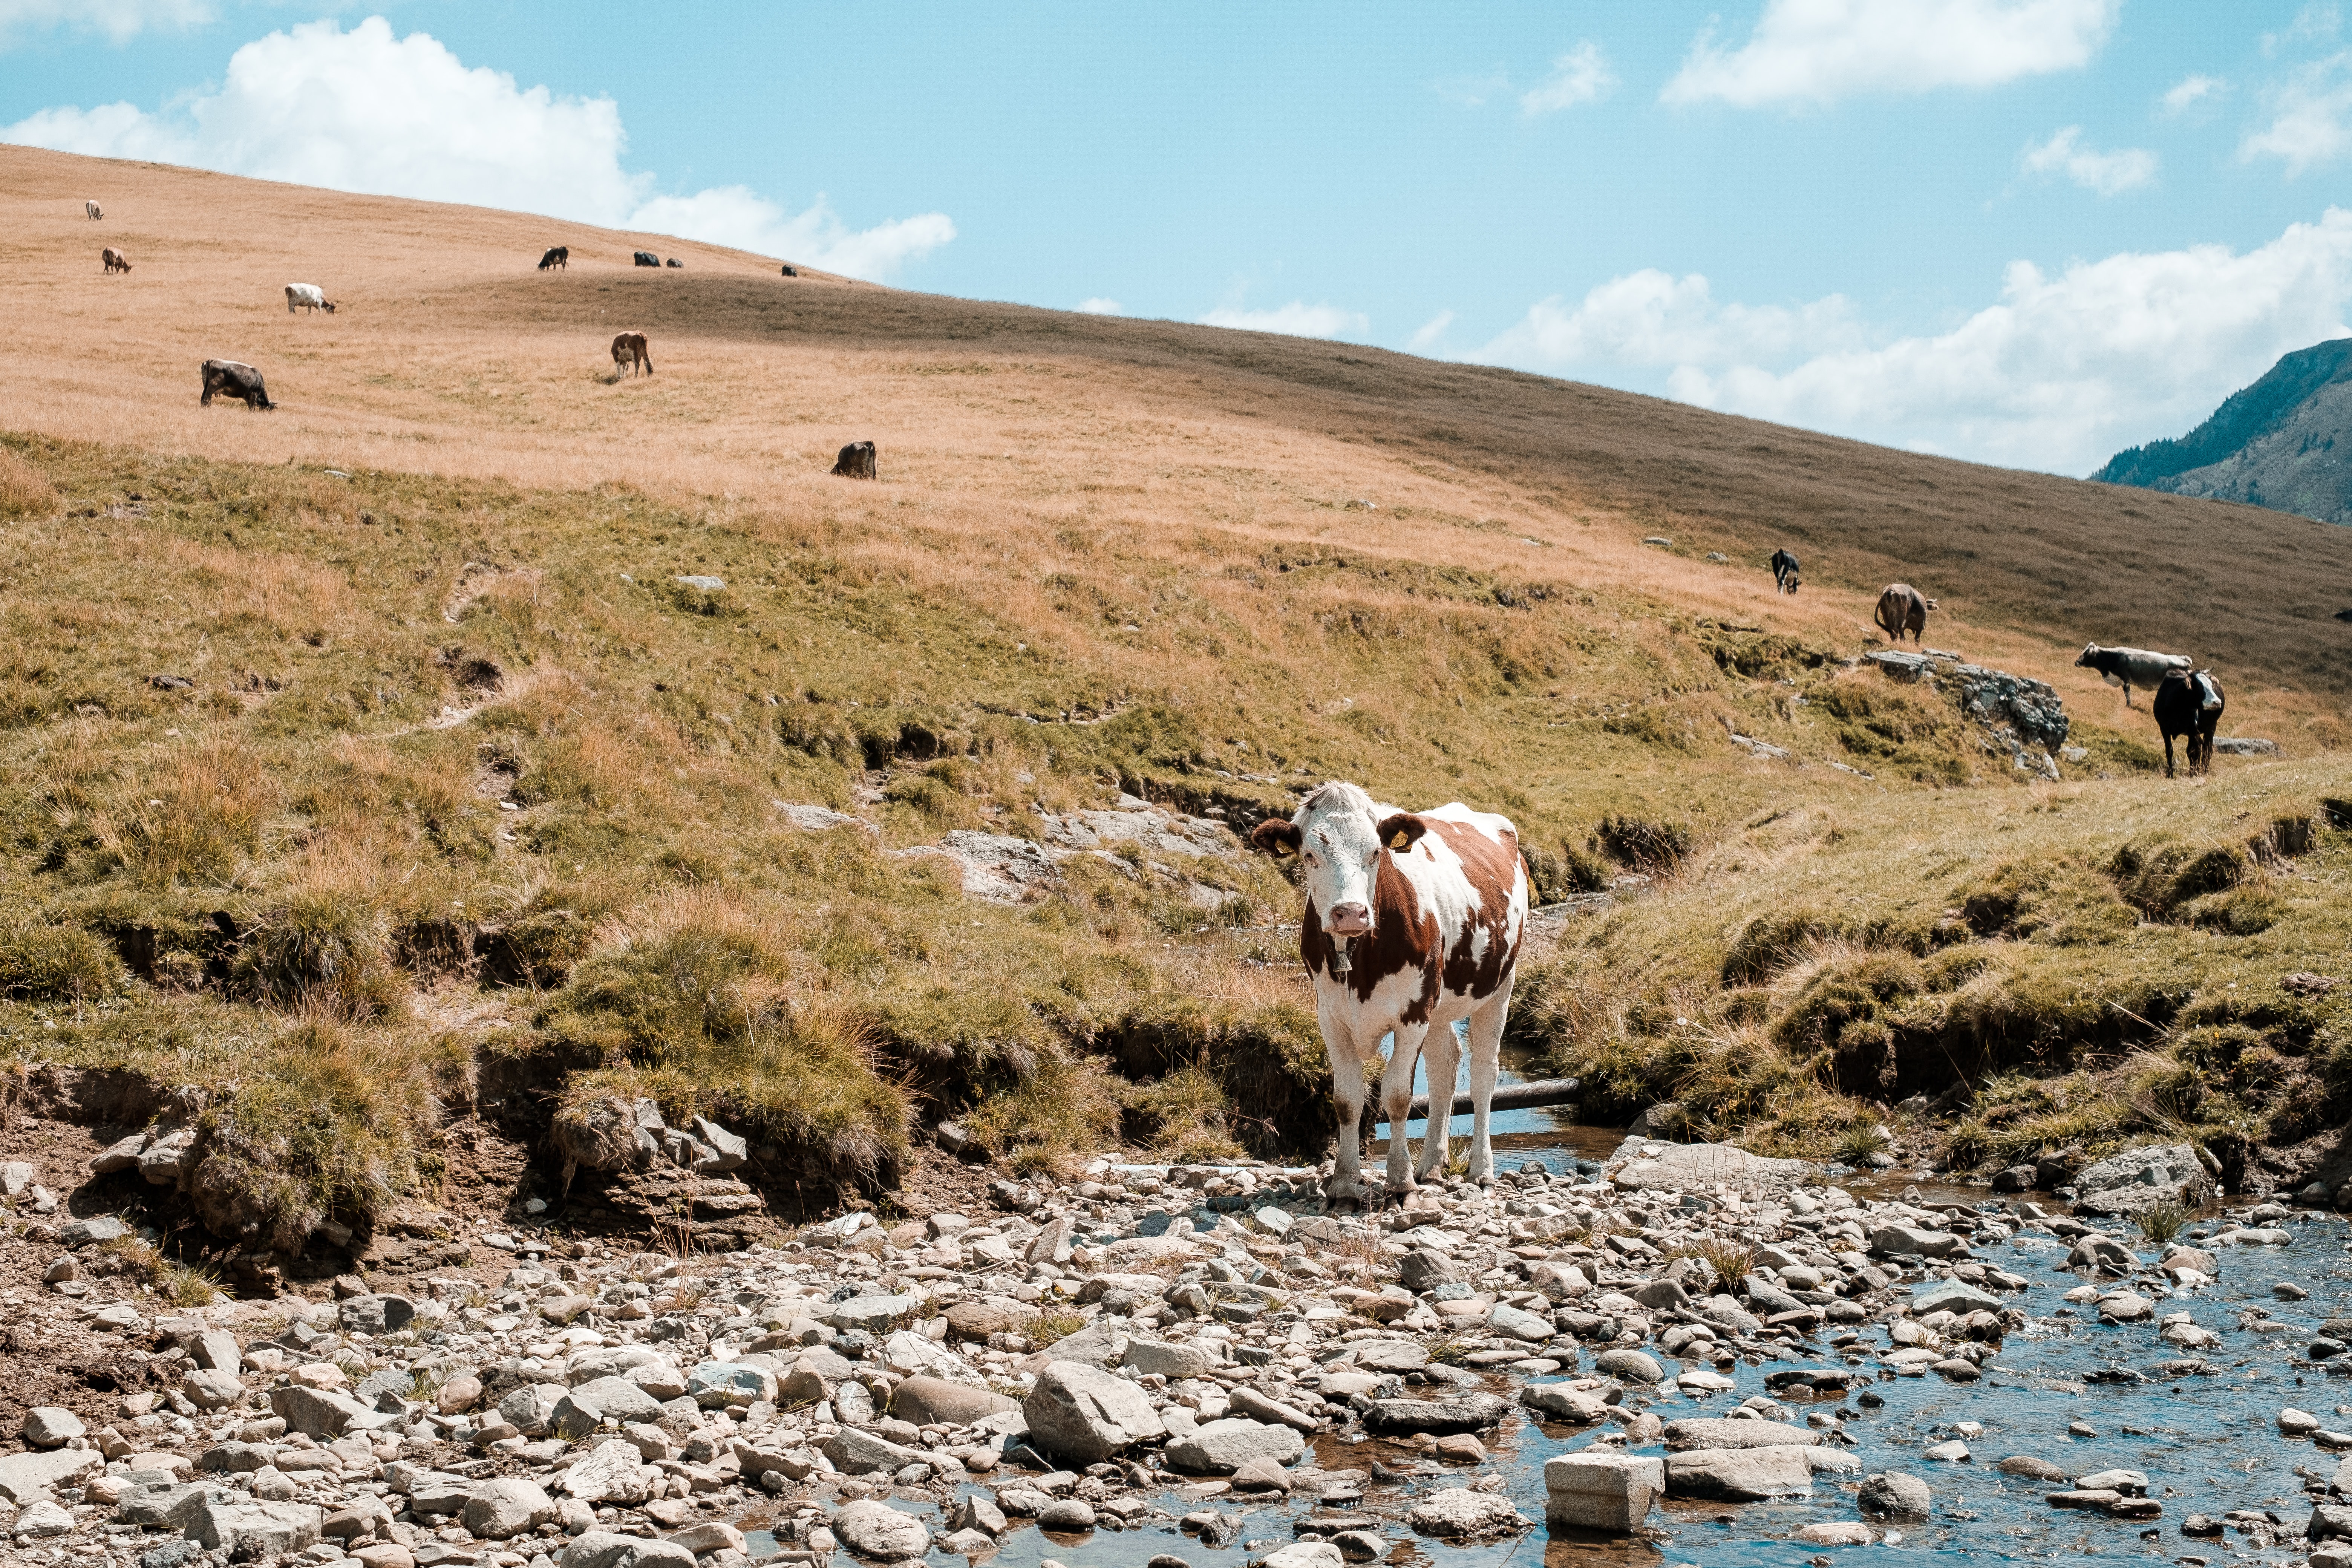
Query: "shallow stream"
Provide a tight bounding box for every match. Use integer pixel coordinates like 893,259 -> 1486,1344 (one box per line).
740,1131 -> 2352,1567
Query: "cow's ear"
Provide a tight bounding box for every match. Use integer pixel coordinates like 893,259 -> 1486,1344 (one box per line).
1377,813 -> 1428,853
1251,819 -> 1302,858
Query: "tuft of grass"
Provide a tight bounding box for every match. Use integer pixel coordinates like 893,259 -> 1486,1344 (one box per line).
2135,1199 -> 2191,1245
1834,1125 -> 1891,1165
1021,1306 -> 1087,1348
1690,1238 -> 1756,1297
0,446 -> 57,520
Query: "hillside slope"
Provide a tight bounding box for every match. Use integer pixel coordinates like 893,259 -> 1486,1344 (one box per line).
10,144 -> 2352,715
2096,337 -> 2352,527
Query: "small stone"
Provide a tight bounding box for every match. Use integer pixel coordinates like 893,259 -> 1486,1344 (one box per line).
21,1406 -> 84,1447
1857,1472 -> 1932,1518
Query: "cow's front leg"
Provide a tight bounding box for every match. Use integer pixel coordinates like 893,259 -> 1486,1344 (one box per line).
1412,1021 -> 1456,1184
1379,1029 -> 1425,1194
1324,1035 -> 1370,1210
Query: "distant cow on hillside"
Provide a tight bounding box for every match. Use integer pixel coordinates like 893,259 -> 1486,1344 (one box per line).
665,258 -> 683,268
200,360 -> 274,410
1770,548 -> 1800,594
633,251 -> 660,267
538,246 -> 569,271
781,265 -> 798,278
2151,668 -> 2224,777
611,332 -> 652,377
1874,583 -> 1935,644
831,441 -> 877,480
102,247 -> 131,274
85,201 -> 102,221
285,283 -> 335,314
2074,643 -> 2191,709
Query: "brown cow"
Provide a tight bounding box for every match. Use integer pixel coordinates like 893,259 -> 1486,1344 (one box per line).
1250,782 -> 1530,1205
1874,583 -> 1936,644
103,247 -> 131,274
831,441 -> 877,479
610,332 -> 651,377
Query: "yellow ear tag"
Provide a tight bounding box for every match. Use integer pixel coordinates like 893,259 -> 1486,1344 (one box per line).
1274,841 -> 1294,858
1389,830 -> 1410,850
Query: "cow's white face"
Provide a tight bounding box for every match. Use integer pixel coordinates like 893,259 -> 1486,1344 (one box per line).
1252,787 -> 1427,940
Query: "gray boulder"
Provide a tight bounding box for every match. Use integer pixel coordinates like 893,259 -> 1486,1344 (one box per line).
1859,1471 -> 1934,1517
2072,1142 -> 2212,1216
1594,1349 -> 1664,1384
1663,1418 -> 1817,1451
336,1294 -> 415,1334
559,1533 -> 696,1568
832,1499 -> 931,1560
820,1428 -> 933,1476
462,1476 -> 556,1539
1021,1360 -> 1167,1464
185,1498 -> 323,1556
890,1375 -> 1017,1427
267,1384 -> 382,1439
1165,1418 -> 1305,1475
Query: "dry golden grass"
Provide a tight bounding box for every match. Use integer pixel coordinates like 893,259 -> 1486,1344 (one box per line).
7,145 -> 2346,745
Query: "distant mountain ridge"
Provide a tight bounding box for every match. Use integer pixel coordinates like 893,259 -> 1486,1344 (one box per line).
2095,337 -> 2352,524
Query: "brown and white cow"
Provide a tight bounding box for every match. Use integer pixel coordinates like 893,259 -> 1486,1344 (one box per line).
103,247 -> 131,274
611,331 -> 652,377
1253,782 -> 1530,1205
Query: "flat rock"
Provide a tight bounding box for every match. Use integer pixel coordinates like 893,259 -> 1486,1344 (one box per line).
1167,1418 -> 1305,1475
1663,1418 -> 1816,1451
891,1374 -> 1018,1426
1361,1394 -> 1510,1435
1404,1487 -> 1528,1538
833,1499 -> 931,1560
1664,1445 -> 1818,1501
1610,1141 -> 1811,1191
1023,1359 -> 1167,1464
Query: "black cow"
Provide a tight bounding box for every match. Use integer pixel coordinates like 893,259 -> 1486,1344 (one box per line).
2151,669 -> 2224,777
537,246 -> 569,271
831,441 -> 877,480
781,265 -> 798,278
200,359 -> 274,410
633,251 -> 660,267
1770,548 -> 1800,594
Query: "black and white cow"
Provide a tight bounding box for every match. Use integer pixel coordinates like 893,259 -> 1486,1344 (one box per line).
1253,782 -> 1530,1205
1770,548 -> 1800,594
2075,643 -> 2191,709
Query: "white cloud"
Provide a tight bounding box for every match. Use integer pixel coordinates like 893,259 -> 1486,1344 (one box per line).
1466,210 -> 2352,474
1409,310 -> 1455,351
1075,297 -> 1123,315
2020,125 -> 2158,194
1521,43 -> 1617,115
1662,0 -> 2121,109
2242,51 -> 2352,175
2159,72 -> 2225,116
0,0 -> 210,47
1197,302 -> 1370,339
0,16 -> 952,280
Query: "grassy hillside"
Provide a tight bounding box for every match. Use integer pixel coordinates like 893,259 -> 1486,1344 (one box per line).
2,148 -> 2348,1276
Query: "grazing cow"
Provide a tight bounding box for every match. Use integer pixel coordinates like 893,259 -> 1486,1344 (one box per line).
2074,643 -> 2191,709
102,247 -> 131,274
781,265 -> 798,277
285,283 -> 335,315
85,201 -> 102,221
633,250 -> 660,267
1251,782 -> 1530,1204
665,258 -> 683,268
610,332 -> 652,377
1770,547 -> 1801,594
831,441 -> 877,479
2151,668 -> 2224,777
200,360 -> 274,410
537,245 -> 569,271
1874,583 -> 1936,644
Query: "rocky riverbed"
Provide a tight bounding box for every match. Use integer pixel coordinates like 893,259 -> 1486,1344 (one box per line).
6,1131 -> 2352,1568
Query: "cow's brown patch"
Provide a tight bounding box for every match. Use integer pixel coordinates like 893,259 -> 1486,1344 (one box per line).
1302,858 -> 1442,1024
1426,818 -> 1525,999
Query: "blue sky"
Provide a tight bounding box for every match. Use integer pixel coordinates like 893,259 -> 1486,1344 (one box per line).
11,2 -> 2352,475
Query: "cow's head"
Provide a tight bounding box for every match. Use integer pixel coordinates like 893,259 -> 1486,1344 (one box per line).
1252,782 -> 1426,939
2075,643 -> 2101,668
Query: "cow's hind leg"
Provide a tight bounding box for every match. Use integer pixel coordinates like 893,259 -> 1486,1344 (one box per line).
1378,1028 -> 1427,1196
1413,1021 -> 1458,1185
1463,985 -> 1514,1187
